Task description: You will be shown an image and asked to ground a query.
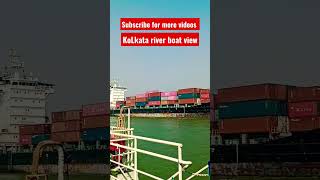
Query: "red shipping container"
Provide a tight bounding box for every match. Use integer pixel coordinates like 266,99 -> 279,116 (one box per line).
52,122 -> 66,132
82,115 -> 109,129
178,98 -> 199,104
125,100 -> 136,107
178,88 -> 200,94
64,110 -> 81,121
19,134 -> 32,145
64,131 -> 80,142
116,101 -> 125,105
290,117 -> 320,132
136,97 -> 148,102
161,100 -> 177,105
200,89 -> 210,94
200,98 -> 210,104
216,84 -> 287,104
148,101 -> 161,106
288,86 -> 320,102
136,93 -> 148,98
51,132 -> 65,142
288,102 -> 319,118
52,112 -> 64,122
220,116 -> 279,134
82,102 -> 108,117
148,92 -> 161,97
65,120 -> 81,131
20,124 -> 51,135
200,93 -> 210,99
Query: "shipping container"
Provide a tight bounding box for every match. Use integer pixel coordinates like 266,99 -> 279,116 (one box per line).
51,122 -> 66,132
19,135 -> 32,145
52,132 -> 80,143
125,100 -> 136,107
81,128 -> 109,142
116,101 -> 125,105
161,96 -> 168,101
82,115 -> 109,129
218,100 -> 287,119
146,90 -> 159,94
161,100 -> 177,105
31,134 -> 50,145
82,102 -> 108,117
136,102 -> 147,107
161,91 -> 177,97
200,89 -> 210,94
65,120 -> 81,131
51,132 -> 64,142
64,110 -> 81,121
216,84 -> 288,103
288,86 -> 320,102
148,96 -> 161,101
148,101 -> 161,106
64,131 -> 80,142
148,92 -> 161,97
136,93 -> 148,98
178,98 -> 199,104
52,112 -> 64,122
288,102 -> 319,118
167,96 -> 178,100
200,98 -> 210,104
19,124 -> 51,135
178,88 -> 200,94
290,117 -> 320,132
220,116 -> 280,134
135,97 -> 148,102
178,93 -> 200,99
200,93 -> 210,99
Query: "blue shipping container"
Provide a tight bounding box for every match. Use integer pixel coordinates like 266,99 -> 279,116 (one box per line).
136,102 -> 147,107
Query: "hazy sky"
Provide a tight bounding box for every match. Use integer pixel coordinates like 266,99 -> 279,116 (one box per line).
0,0 -> 108,112
110,0 -> 210,96
213,0 -> 320,89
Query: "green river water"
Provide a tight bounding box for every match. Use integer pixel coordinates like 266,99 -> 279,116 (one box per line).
111,116 -> 210,180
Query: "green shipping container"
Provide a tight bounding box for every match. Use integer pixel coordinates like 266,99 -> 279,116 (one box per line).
218,100 -> 287,119
148,96 -> 161,101
178,93 -> 200,99
32,134 -> 50,145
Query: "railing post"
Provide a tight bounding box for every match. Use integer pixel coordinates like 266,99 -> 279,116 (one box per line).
178,146 -> 182,180
134,137 -> 138,180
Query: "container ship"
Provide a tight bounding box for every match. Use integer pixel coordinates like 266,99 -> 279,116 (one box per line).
211,83 -> 320,177
111,88 -> 211,117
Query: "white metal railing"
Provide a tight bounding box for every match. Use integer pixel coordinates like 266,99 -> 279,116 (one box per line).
110,130 -> 192,180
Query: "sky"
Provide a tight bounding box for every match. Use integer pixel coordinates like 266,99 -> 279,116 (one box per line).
110,0 -> 210,96
212,0 -> 320,89
0,0 -> 108,112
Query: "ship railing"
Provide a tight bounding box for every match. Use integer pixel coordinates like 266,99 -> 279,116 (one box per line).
110,131 -> 192,180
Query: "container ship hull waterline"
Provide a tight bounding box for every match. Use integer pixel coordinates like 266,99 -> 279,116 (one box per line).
111,88 -> 211,118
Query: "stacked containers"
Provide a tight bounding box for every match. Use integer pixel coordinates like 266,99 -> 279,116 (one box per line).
116,101 -> 125,109
178,88 -> 200,105
160,91 -> 177,106
125,96 -> 136,107
81,102 -> 109,143
51,110 -> 82,143
19,124 -> 51,145
148,92 -> 161,107
135,93 -> 148,107
215,84 -> 288,139
200,89 -> 210,104
288,86 -> 320,132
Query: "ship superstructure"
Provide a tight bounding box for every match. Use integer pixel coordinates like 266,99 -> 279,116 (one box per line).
110,80 -> 127,110
0,48 -> 54,148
